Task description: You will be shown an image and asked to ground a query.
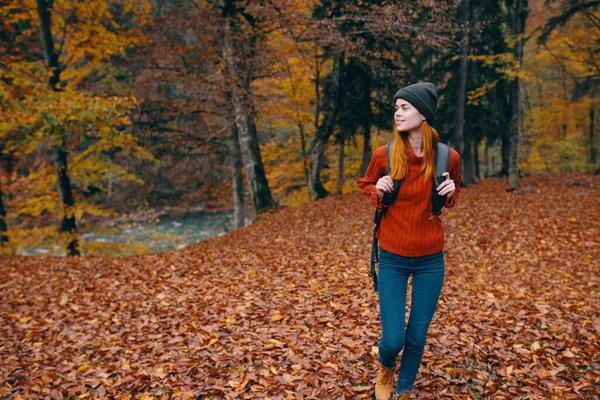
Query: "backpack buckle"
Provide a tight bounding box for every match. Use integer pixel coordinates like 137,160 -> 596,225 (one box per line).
428,211 -> 442,221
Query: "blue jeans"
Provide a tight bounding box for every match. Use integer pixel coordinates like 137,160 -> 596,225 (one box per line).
377,247 -> 445,393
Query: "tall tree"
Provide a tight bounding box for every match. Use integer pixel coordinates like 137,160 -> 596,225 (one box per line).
226,92 -> 246,228
454,0 -> 476,184
308,50 -> 344,200
0,0 -> 154,255
508,0 -> 529,190
36,0 -> 80,255
219,0 -> 278,214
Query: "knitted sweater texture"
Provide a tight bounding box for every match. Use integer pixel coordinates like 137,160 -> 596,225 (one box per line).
355,139 -> 462,257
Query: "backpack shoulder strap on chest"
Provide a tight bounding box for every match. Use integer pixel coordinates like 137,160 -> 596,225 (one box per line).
370,139 -> 398,292
435,142 -> 450,180
431,142 -> 451,216
382,140 -> 401,206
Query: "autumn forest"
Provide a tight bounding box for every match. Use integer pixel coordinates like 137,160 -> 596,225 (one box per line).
0,0 -> 599,398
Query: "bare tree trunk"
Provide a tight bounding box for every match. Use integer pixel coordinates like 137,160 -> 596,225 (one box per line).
501,130 -> 510,176
220,0 -> 277,215
0,140 -> 8,246
285,61 -> 311,201
309,51 -> 344,200
223,88 -> 245,228
52,139 -> 80,255
299,122 -> 311,201
229,112 -> 245,229
337,140 -> 344,194
36,0 -> 60,89
473,137 -> 480,179
359,70 -> 373,178
454,0 -> 470,160
494,78 -> 510,176
590,102 -> 596,167
463,135 -> 476,184
508,0 -> 528,190
360,127 -> 373,179
0,173 -> 8,247
37,0 -> 80,255
508,77 -> 521,189
484,139 -> 491,177
231,96 -> 276,214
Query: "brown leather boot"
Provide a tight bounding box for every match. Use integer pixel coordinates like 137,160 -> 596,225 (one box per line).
375,361 -> 395,400
390,390 -> 412,400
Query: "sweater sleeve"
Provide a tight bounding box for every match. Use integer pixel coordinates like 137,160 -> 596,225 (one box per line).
444,148 -> 462,208
355,146 -> 386,210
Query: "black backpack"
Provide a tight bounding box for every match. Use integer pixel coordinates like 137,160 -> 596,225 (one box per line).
369,140 -> 451,292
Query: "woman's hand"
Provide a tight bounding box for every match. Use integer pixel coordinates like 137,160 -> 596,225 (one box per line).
376,175 -> 394,198
436,172 -> 455,199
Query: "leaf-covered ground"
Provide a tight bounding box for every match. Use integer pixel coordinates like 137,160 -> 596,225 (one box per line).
1,173 -> 599,399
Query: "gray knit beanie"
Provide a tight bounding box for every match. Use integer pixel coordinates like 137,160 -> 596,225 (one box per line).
393,82 -> 438,126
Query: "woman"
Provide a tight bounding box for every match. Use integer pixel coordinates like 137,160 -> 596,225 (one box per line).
355,82 -> 462,400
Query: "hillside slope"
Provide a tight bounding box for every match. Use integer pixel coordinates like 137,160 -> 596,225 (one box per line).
1,173 -> 598,399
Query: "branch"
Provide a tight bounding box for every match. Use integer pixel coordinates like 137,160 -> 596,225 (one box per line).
537,0 -> 600,45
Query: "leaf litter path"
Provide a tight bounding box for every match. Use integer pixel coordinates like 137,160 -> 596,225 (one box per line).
1,173 -> 599,400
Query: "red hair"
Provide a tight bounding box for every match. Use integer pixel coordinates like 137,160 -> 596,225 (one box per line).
389,120 -> 440,183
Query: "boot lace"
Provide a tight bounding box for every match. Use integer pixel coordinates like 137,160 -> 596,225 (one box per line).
390,391 -> 411,400
378,366 -> 394,385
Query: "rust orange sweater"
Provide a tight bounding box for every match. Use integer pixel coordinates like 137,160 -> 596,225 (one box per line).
356,139 -> 462,257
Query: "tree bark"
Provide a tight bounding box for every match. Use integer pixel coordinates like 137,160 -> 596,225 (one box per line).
455,0 -> 478,185
492,78 -> 510,176
299,121 -> 311,201
0,173 -> 8,247
309,51 -> 344,200
220,0 -> 277,215
508,75 -> 521,189
463,134 -> 476,184
285,60 -> 311,200
508,0 -> 528,190
359,69 -> 373,178
37,0 -> 80,255
228,110 -> 245,229
337,139 -> 344,194
484,138 -> 491,177
590,102 -> 596,166
36,0 -> 61,89
454,0 -> 470,159
223,88 -> 245,228
52,139 -> 80,255
501,128 -> 510,176
360,126 -> 373,179
473,137 -> 480,179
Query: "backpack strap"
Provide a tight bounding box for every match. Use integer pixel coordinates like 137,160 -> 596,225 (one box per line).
382,140 -> 401,206
430,142 -> 451,218
370,140 -> 399,292
434,142 -> 451,184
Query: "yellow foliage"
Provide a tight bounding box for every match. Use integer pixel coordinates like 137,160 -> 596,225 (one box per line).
1,0 -> 152,88
521,9 -> 598,173
0,0 -> 158,253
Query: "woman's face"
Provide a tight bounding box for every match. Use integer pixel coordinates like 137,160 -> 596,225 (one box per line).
394,98 -> 425,133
